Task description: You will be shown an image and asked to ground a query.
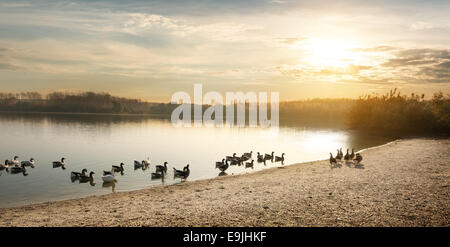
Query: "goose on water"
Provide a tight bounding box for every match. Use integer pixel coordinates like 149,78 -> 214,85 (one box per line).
274,153 -> 285,162
112,163 -> 125,172
264,152 -> 274,161
53,158 -> 66,167
173,164 -> 190,179
10,164 -> 26,174
80,171 -> 95,182
21,158 -> 35,167
155,162 -> 168,173
134,160 -> 146,169
243,151 -> 252,158
5,156 -> 19,166
0,160 -> 9,170
216,160 -> 229,172
102,170 -> 115,183
245,160 -> 254,168
71,168 -> 87,179
226,153 -> 237,161
151,171 -> 164,179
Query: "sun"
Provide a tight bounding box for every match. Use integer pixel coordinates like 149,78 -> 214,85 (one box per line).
295,37 -> 360,68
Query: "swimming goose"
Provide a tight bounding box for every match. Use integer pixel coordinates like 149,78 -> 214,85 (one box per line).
349,149 -> 355,160
243,151 -> 253,158
344,149 -> 350,161
241,155 -> 250,162
112,163 -> 125,172
102,170 -> 115,183
53,158 -> 66,167
257,152 -> 263,160
245,160 -> 254,168
0,160 -> 9,170
143,158 -> 150,167
80,171 -> 95,182
134,160 -> 144,169
274,153 -> 285,162
151,171 -> 164,179
216,160 -> 229,172
226,153 -> 237,161
155,162 -> 168,173
21,158 -> 35,167
173,164 -> 190,179
264,152 -> 275,161
329,153 -> 337,167
353,153 -> 363,165
71,168 -> 87,179
5,156 -> 19,166
10,164 -> 26,174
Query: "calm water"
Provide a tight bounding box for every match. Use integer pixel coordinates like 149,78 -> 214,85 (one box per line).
0,113 -> 394,207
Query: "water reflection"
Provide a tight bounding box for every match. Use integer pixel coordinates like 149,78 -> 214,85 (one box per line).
0,113 -> 394,207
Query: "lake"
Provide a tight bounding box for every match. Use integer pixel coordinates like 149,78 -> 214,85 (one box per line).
0,113 -> 394,207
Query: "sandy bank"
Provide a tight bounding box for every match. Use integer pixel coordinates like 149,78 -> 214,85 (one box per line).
0,138 -> 449,226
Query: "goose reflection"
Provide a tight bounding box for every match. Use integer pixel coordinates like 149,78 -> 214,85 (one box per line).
102,180 -> 116,192
218,171 -> 228,177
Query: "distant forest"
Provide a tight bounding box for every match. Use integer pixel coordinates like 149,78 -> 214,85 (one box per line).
0,90 -> 449,135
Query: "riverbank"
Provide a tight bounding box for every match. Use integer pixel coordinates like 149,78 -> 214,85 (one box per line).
0,138 -> 448,226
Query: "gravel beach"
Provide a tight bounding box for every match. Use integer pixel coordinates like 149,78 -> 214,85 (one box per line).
0,138 -> 449,226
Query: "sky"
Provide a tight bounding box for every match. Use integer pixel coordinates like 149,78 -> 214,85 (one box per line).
0,0 -> 449,102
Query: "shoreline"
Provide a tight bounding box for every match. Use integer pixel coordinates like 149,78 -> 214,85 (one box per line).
0,138 -> 448,226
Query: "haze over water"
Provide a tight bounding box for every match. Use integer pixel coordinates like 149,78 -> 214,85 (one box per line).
0,113 -> 394,207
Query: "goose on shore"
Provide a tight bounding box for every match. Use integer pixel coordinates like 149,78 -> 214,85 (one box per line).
349,148 -> 355,160
344,149 -> 350,161
245,160 -> 254,168
329,153 -> 337,167
53,158 -> 66,167
257,152 -> 263,160
274,153 -> 285,162
80,171 -> 95,182
335,149 -> 342,161
112,163 -> 125,172
354,153 -> 363,165
71,168 -> 87,179
21,158 -> 35,167
173,164 -> 190,179
156,162 -> 168,173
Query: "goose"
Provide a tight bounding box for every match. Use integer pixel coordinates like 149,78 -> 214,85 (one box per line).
339,148 -> 343,158
215,159 -> 226,168
241,155 -> 250,162
353,153 -> 363,165
257,152 -> 264,160
274,153 -> 285,162
173,164 -> 190,179
80,171 -> 95,182
335,149 -> 342,161
134,160 -> 145,169
344,149 -> 350,161
71,168 -> 87,179
216,160 -> 229,172
245,160 -> 254,168
112,163 -> 125,172
155,162 -> 168,173
142,158 -> 150,167
5,156 -> 19,166
226,153 -> 237,161
102,170 -> 115,183
10,164 -> 26,174
243,151 -> 253,158
264,152 -> 274,161
349,149 -> 355,160
53,158 -> 66,167
329,153 -> 337,167
0,160 -> 9,170
21,158 -> 35,167
151,171 -> 164,179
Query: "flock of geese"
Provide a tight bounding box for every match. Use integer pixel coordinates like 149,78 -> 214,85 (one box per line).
0,156 -> 190,183
329,148 -> 363,167
215,151 -> 285,173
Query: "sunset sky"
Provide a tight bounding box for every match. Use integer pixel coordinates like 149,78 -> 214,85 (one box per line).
0,0 -> 449,101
